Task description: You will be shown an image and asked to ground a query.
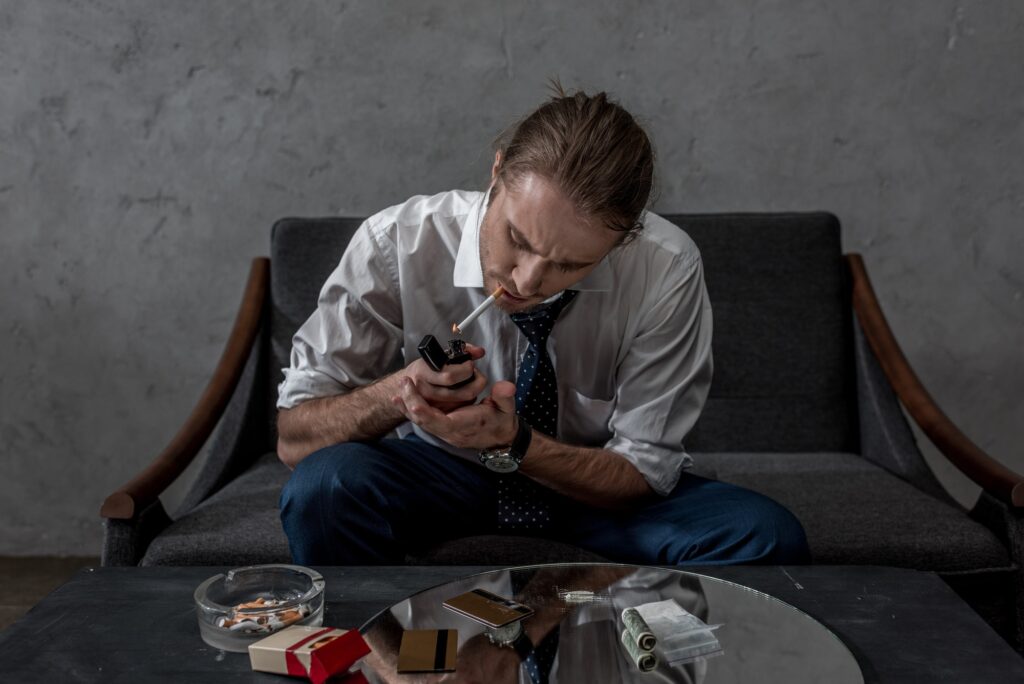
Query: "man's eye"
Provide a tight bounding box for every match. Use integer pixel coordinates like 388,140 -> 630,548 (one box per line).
555,263 -> 576,274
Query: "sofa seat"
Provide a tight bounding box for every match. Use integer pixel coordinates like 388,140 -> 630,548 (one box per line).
142,453 -> 292,566
143,452 -> 1010,574
688,452 -> 1010,572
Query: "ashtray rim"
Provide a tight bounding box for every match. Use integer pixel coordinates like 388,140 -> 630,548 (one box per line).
193,563 -> 325,617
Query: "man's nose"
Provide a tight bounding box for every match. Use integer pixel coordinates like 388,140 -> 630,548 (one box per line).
512,256 -> 545,297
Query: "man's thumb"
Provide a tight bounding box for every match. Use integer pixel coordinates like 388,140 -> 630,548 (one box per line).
464,342 -> 486,360
491,381 -> 517,414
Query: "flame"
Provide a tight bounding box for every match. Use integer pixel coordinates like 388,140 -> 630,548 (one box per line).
451,322 -> 461,335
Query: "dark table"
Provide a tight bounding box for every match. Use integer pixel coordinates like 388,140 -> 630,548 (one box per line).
0,565 -> 1021,682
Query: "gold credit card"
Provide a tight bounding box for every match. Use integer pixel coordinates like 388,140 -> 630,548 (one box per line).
442,588 -> 534,628
397,629 -> 458,673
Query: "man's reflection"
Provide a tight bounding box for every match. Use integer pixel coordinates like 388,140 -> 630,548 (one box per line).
361,565 -> 712,684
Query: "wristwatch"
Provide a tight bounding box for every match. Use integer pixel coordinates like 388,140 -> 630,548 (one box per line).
486,620 -> 534,659
478,419 -> 533,473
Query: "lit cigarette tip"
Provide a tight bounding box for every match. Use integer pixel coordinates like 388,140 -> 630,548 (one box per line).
451,322 -> 460,335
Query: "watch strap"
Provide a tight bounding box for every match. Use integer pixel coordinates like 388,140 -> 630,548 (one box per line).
510,625 -> 534,660
510,418 -> 533,464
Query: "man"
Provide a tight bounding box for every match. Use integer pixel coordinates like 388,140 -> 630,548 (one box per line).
277,86 -> 810,567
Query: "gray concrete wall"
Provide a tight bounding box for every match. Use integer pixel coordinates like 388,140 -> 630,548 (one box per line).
1,0 -> 1021,555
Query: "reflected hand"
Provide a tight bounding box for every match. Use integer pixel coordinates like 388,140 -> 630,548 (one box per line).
439,633 -> 520,684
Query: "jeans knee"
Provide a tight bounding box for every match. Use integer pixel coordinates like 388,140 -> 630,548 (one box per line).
748,501 -> 811,564
279,442 -> 383,526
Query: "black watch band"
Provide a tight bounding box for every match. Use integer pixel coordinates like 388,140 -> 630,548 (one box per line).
510,626 -> 534,660
510,418 -> 533,465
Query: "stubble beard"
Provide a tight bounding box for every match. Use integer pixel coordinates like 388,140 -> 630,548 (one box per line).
478,204 -> 538,314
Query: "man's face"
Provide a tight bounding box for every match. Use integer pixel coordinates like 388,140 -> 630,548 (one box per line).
478,173 -> 622,314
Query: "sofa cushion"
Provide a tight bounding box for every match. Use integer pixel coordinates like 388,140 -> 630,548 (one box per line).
688,452 -> 1010,572
143,453 -> 607,567
142,453 -> 293,566
664,213 -> 857,453
146,451 -> 1009,575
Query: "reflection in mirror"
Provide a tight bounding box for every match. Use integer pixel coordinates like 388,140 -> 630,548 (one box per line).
359,564 -> 862,684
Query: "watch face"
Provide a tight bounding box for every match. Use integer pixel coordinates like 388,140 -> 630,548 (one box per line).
484,454 -> 518,474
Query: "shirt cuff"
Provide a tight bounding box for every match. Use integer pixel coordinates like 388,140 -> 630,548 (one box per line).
276,368 -> 347,409
604,434 -> 693,496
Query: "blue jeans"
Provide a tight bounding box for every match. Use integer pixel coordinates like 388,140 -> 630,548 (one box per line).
279,435 -> 811,566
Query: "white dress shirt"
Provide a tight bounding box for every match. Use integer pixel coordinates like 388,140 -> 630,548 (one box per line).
277,189 -> 713,495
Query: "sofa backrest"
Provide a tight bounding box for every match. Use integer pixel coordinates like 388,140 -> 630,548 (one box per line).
270,212 -> 857,453
269,217 -> 364,424
662,213 -> 856,452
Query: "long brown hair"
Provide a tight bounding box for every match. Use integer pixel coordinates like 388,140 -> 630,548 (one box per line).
491,79 -> 655,243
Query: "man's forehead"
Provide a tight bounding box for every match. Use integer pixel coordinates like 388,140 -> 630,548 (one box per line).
499,176 -> 619,261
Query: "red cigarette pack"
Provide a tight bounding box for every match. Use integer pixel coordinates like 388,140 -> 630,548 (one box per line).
248,624 -> 370,684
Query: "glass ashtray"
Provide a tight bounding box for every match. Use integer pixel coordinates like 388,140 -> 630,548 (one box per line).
194,564 -> 325,652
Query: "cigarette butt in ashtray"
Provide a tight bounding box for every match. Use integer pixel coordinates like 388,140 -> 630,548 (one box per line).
621,629 -> 658,672
622,607 -> 657,651
453,286 -> 506,335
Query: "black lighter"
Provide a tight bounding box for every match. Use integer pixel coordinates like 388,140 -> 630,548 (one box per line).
417,335 -> 474,388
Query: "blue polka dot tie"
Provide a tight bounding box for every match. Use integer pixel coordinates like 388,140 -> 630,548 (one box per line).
523,627 -> 560,684
497,289 -> 578,530
510,570 -> 561,682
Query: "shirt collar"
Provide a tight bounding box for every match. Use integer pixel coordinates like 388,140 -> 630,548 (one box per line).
452,189 -> 614,292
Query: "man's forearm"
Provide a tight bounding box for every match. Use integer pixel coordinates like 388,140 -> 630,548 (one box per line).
277,372 -> 407,468
518,431 -> 655,508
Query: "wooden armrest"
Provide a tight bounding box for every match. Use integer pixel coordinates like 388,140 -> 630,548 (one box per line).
847,253 -> 1023,507
101,257 -> 271,520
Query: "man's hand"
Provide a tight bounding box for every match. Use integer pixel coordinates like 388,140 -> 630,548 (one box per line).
276,343 -> 489,468
401,342 -> 488,413
392,377 -> 519,450
393,359 -> 654,509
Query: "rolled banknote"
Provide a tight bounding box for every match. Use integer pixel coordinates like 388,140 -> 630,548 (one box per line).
621,607 -> 657,651
620,629 -> 657,672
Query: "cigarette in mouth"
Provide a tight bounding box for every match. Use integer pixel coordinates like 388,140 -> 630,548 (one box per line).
452,286 -> 505,335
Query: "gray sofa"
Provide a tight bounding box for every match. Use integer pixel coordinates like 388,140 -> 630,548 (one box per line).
101,212 -> 1023,650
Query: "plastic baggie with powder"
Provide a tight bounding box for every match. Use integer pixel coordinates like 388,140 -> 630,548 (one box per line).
631,599 -> 724,666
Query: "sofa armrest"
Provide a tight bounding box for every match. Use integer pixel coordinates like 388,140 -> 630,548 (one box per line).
847,253 -> 1024,507
101,500 -> 172,566
171,312 -> 271,517
100,257 -> 271,520
852,312 -> 955,504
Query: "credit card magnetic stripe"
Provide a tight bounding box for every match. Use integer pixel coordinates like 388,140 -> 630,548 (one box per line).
397,629 -> 458,673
